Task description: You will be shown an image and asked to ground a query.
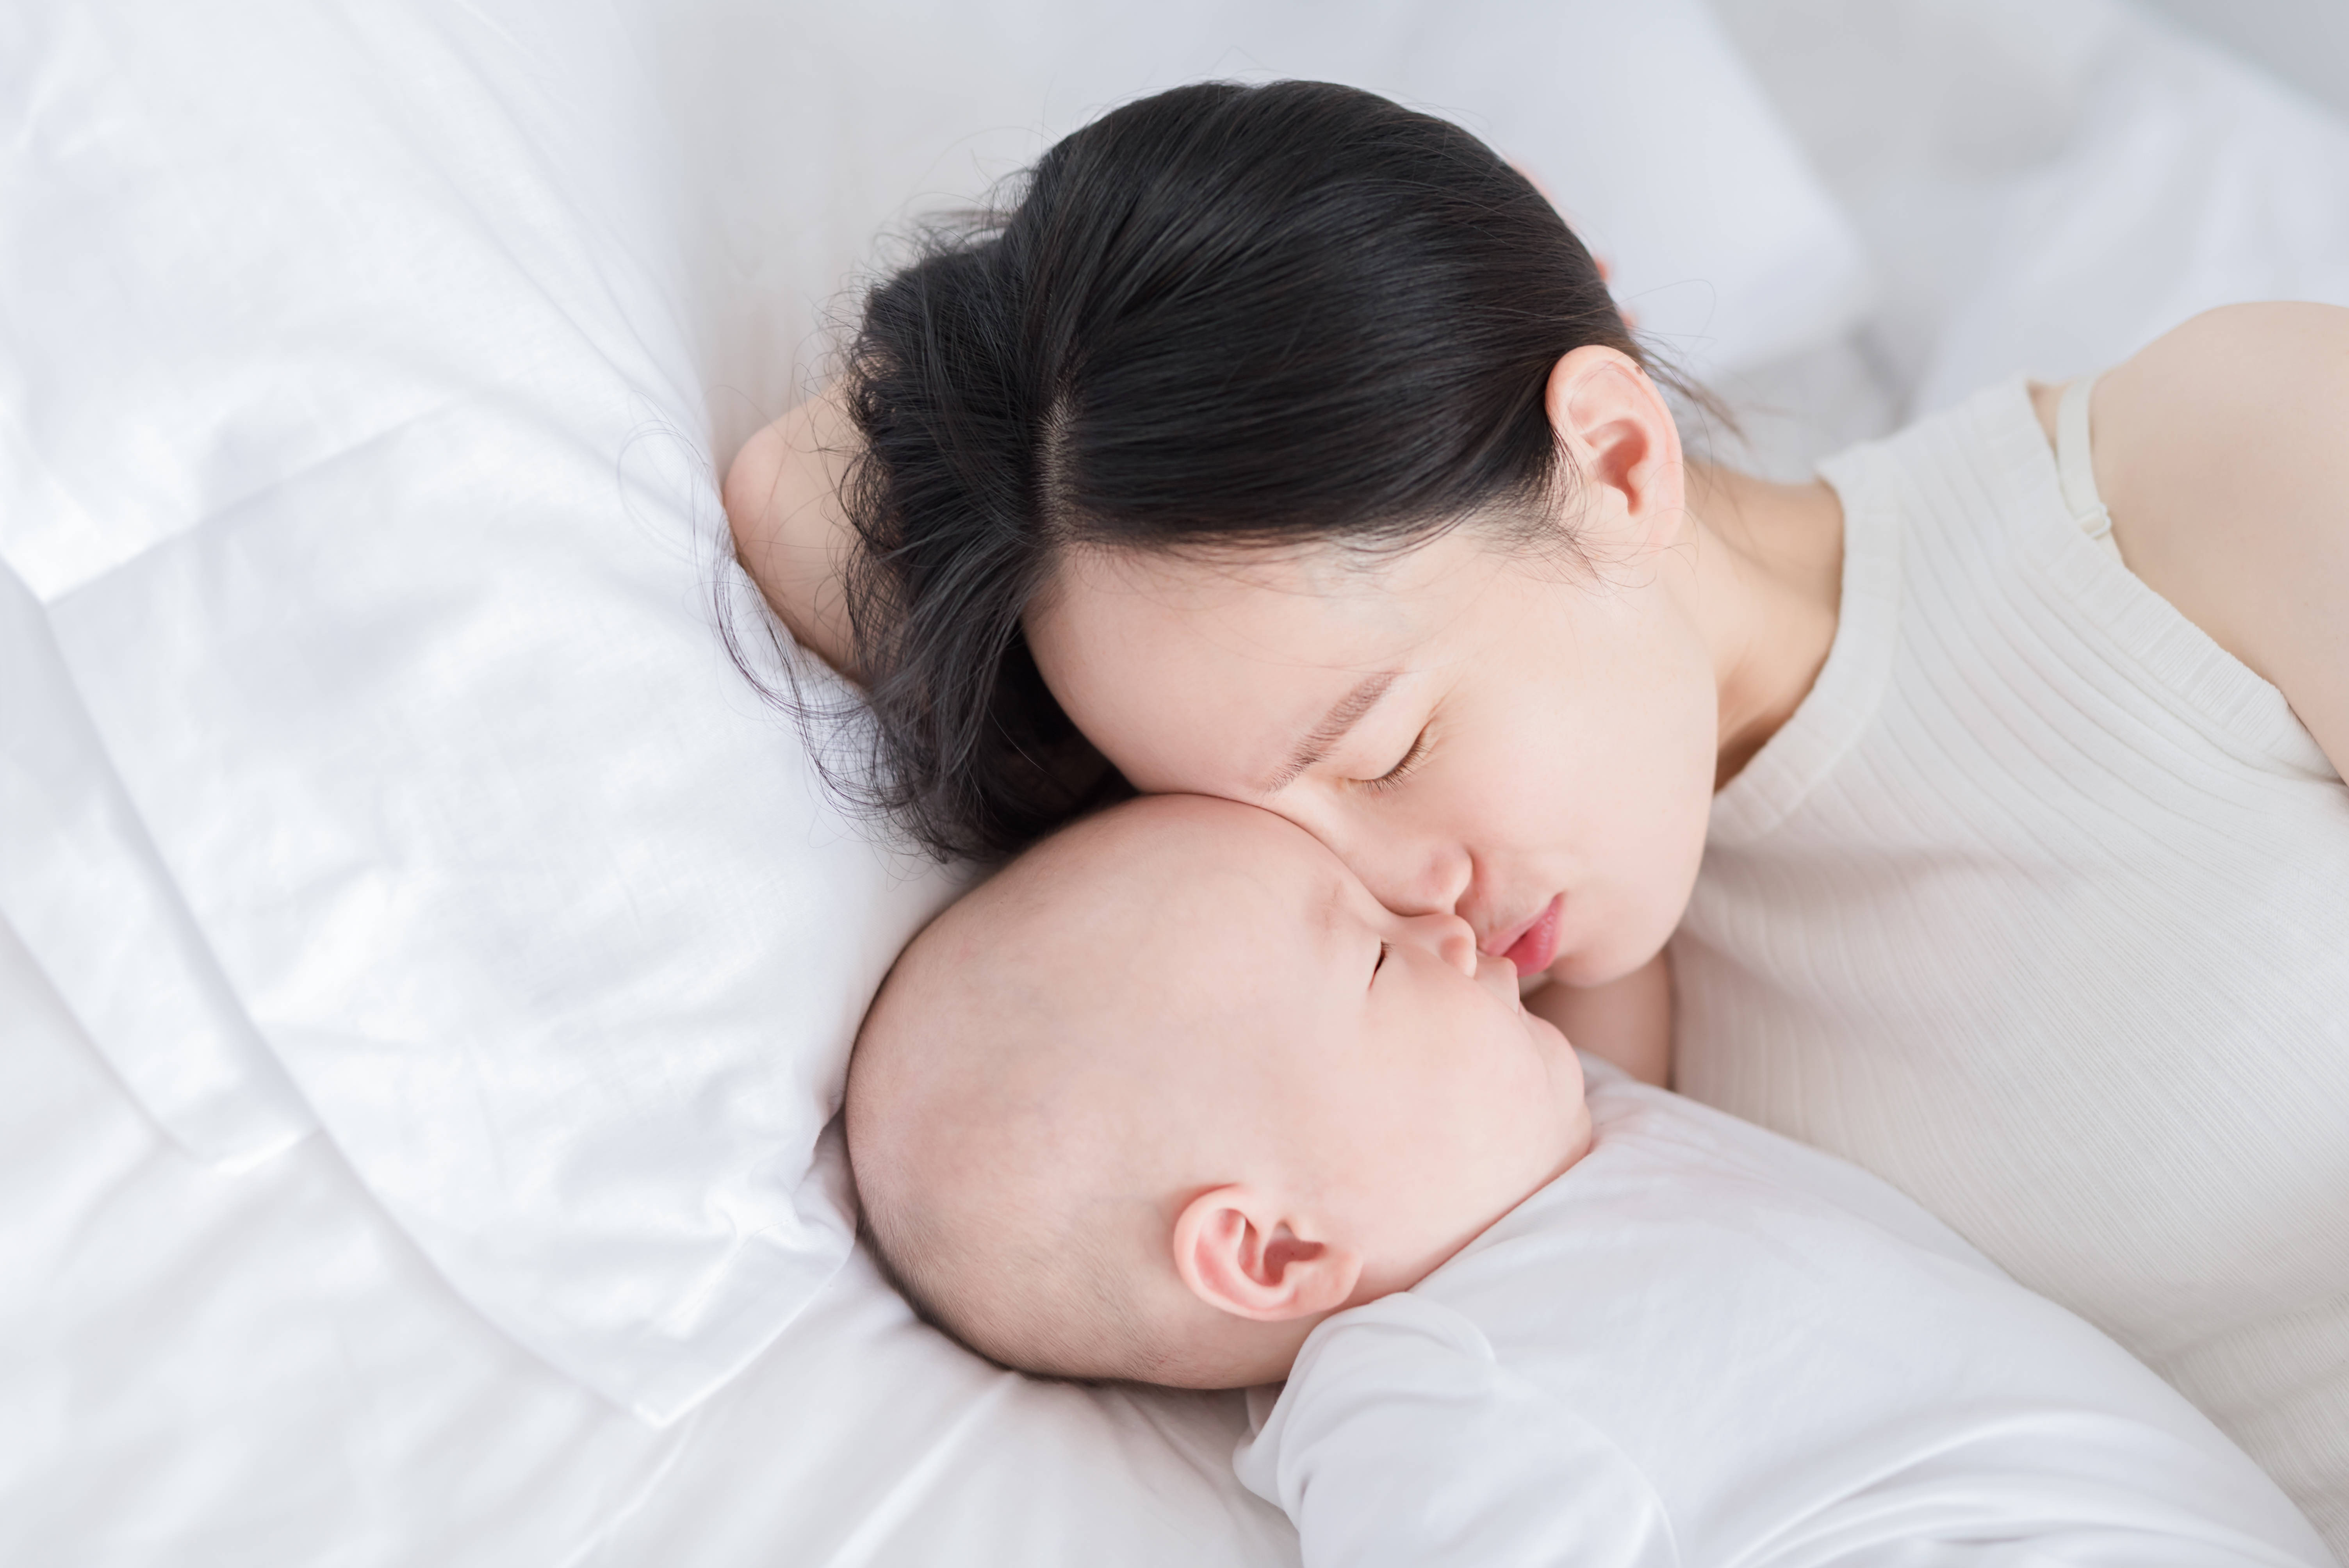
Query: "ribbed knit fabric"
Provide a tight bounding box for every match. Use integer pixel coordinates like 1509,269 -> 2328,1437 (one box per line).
1674,378 -> 2349,1551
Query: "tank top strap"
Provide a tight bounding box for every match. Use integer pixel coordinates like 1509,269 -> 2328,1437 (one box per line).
2054,375 -> 2124,563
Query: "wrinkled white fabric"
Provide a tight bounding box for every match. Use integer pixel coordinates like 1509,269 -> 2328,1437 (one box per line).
1905,4 -> 2349,411
0,912 -> 1297,1568
1237,1067 -> 2334,1568
1713,0 -> 2349,417
0,0 -> 965,1424
0,560 -> 313,1165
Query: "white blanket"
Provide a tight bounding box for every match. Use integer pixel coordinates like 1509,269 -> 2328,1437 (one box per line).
1239,1067 -> 2333,1566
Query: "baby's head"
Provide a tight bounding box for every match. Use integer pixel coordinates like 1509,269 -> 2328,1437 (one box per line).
846,795 -> 1590,1388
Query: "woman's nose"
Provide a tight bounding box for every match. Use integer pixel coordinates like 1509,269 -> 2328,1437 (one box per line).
1352,835 -> 1473,923
1399,911 -> 1481,977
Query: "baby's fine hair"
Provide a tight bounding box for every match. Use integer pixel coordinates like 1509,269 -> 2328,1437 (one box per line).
842,815 -> 1187,1385
855,1180 -> 1154,1386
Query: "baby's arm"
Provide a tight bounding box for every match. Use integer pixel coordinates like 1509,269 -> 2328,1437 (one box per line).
1526,949 -> 1671,1087
722,391 -> 863,675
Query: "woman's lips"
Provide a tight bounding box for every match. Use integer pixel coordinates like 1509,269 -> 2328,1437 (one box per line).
1493,894 -> 1565,976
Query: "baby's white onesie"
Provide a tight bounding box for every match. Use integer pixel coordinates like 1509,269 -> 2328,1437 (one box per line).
1235,1062 -> 2335,1567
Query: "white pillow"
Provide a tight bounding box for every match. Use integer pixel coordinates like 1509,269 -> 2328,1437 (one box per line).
0,0 -> 959,1424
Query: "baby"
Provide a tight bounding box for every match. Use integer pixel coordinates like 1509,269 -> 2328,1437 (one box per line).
848,797 -> 2332,1564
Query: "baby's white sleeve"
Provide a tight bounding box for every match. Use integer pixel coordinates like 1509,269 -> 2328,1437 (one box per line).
1235,1291 -> 2332,1568
1233,1294 -> 1679,1568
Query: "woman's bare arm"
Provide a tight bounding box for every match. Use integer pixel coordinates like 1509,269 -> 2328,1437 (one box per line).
2070,303 -> 2349,775
723,389 -> 863,676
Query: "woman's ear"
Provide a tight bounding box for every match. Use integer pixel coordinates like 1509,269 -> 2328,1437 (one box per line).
1543,344 -> 1685,556
1171,1185 -> 1363,1323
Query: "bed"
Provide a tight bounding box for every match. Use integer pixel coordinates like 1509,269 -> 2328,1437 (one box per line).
4,2 -> 2345,1563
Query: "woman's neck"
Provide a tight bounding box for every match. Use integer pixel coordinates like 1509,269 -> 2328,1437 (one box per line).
1676,460 -> 1846,789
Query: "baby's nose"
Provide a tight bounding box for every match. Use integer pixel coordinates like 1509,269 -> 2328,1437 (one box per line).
1401,912 -> 1480,977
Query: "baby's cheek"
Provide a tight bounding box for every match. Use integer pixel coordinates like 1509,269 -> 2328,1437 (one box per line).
1494,1039 -> 1571,1153
1454,1047 -> 1546,1156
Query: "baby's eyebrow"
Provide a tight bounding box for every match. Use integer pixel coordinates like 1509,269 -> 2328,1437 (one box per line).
1258,672 -> 1398,794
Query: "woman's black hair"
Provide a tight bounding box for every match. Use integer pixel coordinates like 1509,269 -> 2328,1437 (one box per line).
807,78 -> 1706,862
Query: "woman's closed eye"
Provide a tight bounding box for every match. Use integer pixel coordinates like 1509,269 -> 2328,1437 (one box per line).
1359,724 -> 1432,793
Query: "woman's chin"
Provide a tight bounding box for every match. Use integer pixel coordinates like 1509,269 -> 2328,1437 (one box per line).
1552,907 -> 1675,989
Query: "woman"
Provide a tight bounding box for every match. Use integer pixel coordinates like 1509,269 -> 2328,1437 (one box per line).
726,82 -> 2349,1538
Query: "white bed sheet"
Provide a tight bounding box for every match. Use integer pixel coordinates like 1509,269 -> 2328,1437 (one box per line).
0,914 -> 1295,1568
11,2 -> 2349,1564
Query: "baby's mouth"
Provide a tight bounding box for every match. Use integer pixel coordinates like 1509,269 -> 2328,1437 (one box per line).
1490,894 -> 1565,977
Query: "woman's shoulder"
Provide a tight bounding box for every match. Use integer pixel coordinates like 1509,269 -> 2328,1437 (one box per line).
2046,303 -> 2349,775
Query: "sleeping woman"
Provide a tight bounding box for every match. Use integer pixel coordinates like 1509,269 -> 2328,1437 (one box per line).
722,80 -> 2349,1543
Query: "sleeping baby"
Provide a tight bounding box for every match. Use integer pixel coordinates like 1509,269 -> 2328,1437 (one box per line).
846,796 -> 2333,1566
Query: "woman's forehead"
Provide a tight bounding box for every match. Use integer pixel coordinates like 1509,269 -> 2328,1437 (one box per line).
1035,533 -> 1498,666
1029,538 -> 1499,793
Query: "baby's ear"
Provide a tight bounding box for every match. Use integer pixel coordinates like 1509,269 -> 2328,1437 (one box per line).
1172,1186 -> 1361,1323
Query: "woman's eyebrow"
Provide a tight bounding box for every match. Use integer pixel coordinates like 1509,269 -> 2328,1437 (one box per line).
1258,672 -> 1398,793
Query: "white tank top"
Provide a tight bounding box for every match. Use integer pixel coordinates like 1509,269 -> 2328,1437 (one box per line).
1672,378 -> 2349,1547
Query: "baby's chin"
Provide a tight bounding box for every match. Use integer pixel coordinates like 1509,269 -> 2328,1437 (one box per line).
1522,1006 -> 1575,1065
1523,1010 -> 1594,1152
